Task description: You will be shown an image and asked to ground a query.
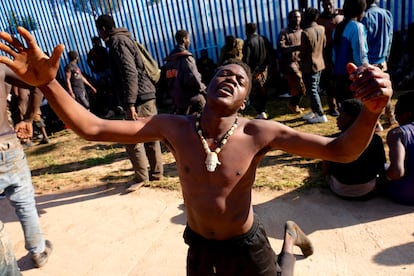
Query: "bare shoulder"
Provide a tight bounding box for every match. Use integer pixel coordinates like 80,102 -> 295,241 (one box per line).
153,113 -> 195,132
241,117 -> 294,139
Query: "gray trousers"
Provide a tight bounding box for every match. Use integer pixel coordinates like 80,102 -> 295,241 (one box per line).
125,99 -> 163,182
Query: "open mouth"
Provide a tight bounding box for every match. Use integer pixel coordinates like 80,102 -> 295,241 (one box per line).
217,84 -> 233,96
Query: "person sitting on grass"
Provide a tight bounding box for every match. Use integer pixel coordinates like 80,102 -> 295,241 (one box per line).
323,98 -> 386,200
384,92 -> 414,205
0,27 -> 392,275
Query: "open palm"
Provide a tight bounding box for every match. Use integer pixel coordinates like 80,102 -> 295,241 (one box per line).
0,27 -> 64,87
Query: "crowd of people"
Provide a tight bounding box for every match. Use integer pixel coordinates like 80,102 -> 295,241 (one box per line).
0,0 -> 413,274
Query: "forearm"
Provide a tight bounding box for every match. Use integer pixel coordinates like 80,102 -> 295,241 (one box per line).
38,79 -> 151,144
24,88 -> 42,122
329,107 -> 379,162
39,79 -> 101,138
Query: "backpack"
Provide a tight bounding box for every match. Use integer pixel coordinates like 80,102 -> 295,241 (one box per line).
135,41 -> 161,84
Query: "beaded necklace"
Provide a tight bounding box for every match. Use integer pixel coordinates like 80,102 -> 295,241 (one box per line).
196,113 -> 238,172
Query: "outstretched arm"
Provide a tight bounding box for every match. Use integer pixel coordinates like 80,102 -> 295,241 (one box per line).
266,63 -> 392,163
0,27 -> 163,144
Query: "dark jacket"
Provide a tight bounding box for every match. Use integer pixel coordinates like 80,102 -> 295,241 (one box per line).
164,45 -> 206,109
242,33 -> 271,73
106,28 -> 156,107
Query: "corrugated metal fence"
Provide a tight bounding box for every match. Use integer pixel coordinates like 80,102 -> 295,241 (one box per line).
0,0 -> 412,79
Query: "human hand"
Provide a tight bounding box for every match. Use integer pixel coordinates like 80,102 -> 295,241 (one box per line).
348,63 -> 392,114
126,106 -> 138,120
0,27 -> 65,87
15,121 -> 33,139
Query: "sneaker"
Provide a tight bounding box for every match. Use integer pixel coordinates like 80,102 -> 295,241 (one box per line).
115,106 -> 125,115
302,112 -> 315,120
287,103 -> 304,114
104,110 -> 115,118
125,180 -> 145,193
39,138 -> 50,144
375,123 -> 384,132
32,240 -> 53,268
307,114 -> 328,124
279,92 -> 292,98
329,109 -> 340,117
256,112 -> 268,120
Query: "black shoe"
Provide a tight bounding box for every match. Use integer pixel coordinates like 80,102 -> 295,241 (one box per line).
32,240 -> 53,268
39,138 -> 50,144
329,109 -> 340,117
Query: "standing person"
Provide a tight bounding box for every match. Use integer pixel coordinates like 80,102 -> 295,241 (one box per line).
300,8 -> 328,124
278,10 -> 307,114
218,35 -> 243,66
0,220 -> 21,276
87,36 -> 115,118
0,27 -> 392,275
323,99 -> 386,200
242,22 -> 272,119
33,100 -> 51,144
332,0 -> 368,104
361,0 -> 396,132
0,64 -> 52,268
385,92 -> 414,206
196,49 -> 217,86
164,30 -> 206,115
65,50 -> 97,110
95,14 -> 164,192
87,36 -> 110,81
317,0 -> 344,116
9,86 -> 32,146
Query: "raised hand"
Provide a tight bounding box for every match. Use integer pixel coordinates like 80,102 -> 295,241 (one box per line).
347,63 -> 392,114
0,27 -> 65,87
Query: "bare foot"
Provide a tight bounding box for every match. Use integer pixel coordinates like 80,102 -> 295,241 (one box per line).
285,220 -> 314,257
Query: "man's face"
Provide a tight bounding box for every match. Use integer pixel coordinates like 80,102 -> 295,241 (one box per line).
207,64 -> 250,111
97,27 -> 109,41
183,35 -> 191,49
322,0 -> 334,14
289,12 -> 301,28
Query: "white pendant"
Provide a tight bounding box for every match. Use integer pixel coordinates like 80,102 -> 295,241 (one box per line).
205,151 -> 221,172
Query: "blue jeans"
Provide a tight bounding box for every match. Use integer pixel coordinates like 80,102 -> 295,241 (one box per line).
0,134 -> 45,255
303,71 -> 324,116
0,221 -> 22,275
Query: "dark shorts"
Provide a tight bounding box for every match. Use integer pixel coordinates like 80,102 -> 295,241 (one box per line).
183,216 -> 282,275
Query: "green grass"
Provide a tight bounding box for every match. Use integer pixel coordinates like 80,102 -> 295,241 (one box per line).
25,89 -> 396,194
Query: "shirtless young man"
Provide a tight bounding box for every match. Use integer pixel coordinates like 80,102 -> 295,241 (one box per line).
0,27 -> 392,275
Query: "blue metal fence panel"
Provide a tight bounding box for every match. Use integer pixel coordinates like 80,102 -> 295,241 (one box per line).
0,0 -> 412,80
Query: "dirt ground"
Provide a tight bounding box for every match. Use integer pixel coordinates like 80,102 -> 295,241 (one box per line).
1,186 -> 413,276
